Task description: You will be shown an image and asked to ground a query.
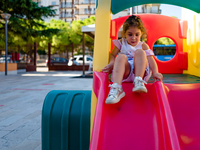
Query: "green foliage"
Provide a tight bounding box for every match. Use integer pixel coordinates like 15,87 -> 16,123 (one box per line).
171,16 -> 177,18
37,49 -> 47,55
0,0 -> 59,52
81,16 -> 95,54
155,37 -> 175,45
0,0 -> 95,55
45,16 -> 95,55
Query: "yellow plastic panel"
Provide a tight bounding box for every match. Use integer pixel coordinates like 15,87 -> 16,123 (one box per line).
93,0 -> 112,72
91,0 -> 112,138
182,8 -> 200,77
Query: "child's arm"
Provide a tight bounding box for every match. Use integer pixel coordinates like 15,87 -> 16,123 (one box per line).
102,46 -> 120,73
147,56 -> 163,81
142,43 -> 163,81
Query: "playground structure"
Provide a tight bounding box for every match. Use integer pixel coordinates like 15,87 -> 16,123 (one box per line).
42,0 -> 200,150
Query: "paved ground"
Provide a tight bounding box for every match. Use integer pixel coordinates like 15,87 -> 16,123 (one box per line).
0,67 -> 93,150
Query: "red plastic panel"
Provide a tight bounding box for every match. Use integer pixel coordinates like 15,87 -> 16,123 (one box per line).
178,52 -> 188,70
110,14 -> 186,74
165,83 -> 200,150
110,20 -> 116,38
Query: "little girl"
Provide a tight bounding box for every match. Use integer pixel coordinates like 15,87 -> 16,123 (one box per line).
102,15 -> 163,104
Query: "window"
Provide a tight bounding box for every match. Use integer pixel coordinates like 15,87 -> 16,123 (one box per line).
62,2 -> 65,8
137,5 -> 143,13
66,2 -> 72,7
152,6 -> 158,13
84,0 -> 88,4
60,58 -> 67,62
55,58 -> 59,61
62,12 -> 65,17
87,57 -> 93,61
66,12 -> 72,17
52,1 -> 56,5
146,6 -> 151,13
84,8 -> 88,14
78,57 -> 83,61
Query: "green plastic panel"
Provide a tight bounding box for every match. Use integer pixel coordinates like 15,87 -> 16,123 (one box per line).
110,0 -> 200,14
96,0 -> 98,8
42,90 -> 91,150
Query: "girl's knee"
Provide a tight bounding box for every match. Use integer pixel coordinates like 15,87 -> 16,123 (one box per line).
135,49 -> 146,56
116,54 -> 127,61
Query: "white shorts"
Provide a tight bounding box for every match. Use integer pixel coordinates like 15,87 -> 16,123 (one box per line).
111,58 -> 152,83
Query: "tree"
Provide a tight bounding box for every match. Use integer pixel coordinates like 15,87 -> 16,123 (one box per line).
47,16 -> 95,55
0,0 -> 95,56
70,20 -> 84,46
0,0 -> 59,48
83,16 -> 95,53
155,37 -> 175,45
70,16 -> 95,54
51,19 -> 71,54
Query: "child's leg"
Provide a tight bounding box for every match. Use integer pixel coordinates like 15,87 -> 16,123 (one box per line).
134,49 -> 147,77
105,54 -> 130,104
133,49 -> 148,93
112,54 -> 131,85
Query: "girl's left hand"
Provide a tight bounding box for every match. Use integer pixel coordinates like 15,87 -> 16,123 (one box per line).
152,73 -> 163,82
101,63 -> 113,74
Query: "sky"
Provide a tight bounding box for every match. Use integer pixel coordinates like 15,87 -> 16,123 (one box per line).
160,4 -> 182,19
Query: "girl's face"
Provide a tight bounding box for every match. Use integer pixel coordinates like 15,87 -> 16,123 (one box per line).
125,26 -> 142,46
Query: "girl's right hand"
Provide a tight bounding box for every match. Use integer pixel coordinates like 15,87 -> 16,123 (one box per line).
102,63 -> 114,74
152,72 -> 163,82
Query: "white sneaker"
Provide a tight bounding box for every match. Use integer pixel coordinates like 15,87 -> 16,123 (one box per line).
132,76 -> 147,93
105,83 -> 125,104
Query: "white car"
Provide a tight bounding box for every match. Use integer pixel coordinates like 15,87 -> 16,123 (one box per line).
0,57 -> 13,63
68,55 -> 93,66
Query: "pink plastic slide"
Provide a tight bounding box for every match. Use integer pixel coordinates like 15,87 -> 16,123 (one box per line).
90,71 -> 200,150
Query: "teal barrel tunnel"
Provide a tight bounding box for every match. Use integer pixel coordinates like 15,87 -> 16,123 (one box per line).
42,90 -> 91,150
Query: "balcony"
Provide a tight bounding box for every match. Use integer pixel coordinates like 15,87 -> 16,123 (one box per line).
74,1 -> 95,5
60,4 -> 75,9
74,11 -> 95,15
60,14 -> 75,19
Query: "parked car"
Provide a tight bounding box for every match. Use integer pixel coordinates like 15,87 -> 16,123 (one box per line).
0,56 -> 13,63
68,57 -> 79,66
68,55 -> 93,66
46,57 -> 68,66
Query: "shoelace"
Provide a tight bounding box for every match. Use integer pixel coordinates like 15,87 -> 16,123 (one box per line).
135,78 -> 147,86
108,84 -> 120,96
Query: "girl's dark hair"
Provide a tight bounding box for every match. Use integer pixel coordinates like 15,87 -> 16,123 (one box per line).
122,15 -> 147,39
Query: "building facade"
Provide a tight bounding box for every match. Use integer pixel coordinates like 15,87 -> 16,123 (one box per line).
32,0 -> 161,22
132,4 -> 161,14
32,0 -> 96,23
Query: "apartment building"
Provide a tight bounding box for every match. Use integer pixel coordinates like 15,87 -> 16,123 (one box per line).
32,0 -> 160,23
132,4 -> 161,14
73,0 -> 96,21
32,0 -> 95,23
32,0 -> 59,22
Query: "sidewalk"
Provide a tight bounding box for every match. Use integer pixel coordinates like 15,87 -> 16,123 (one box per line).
0,67 -> 93,150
